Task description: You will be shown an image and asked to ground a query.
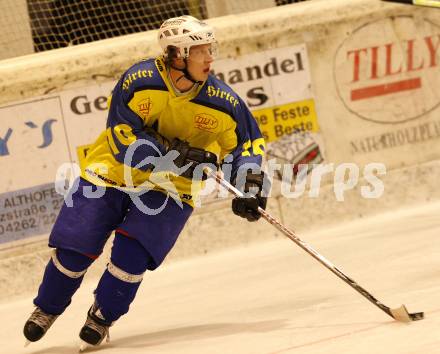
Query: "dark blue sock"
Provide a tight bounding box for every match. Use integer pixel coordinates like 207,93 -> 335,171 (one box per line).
95,234 -> 152,322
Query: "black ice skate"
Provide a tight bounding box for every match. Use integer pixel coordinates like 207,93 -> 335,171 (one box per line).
23,306 -> 59,344
79,302 -> 113,351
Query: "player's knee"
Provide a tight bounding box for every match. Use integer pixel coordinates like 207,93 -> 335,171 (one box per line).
111,232 -> 153,274
95,267 -> 142,322
54,248 -> 95,276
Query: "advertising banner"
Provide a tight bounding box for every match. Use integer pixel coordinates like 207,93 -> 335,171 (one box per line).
332,15 -> 440,165
212,44 -> 324,178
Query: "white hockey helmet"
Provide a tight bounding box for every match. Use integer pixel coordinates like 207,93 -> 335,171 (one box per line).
158,15 -> 217,59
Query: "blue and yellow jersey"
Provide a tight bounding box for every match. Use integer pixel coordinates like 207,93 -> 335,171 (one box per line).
81,56 -> 265,206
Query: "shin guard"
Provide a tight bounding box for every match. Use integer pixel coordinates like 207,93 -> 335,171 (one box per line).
34,248 -> 94,315
94,233 -> 151,322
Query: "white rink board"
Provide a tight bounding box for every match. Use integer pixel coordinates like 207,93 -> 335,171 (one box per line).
212,44 -> 313,108
318,12 -> 440,167
60,81 -> 114,164
0,97 -> 68,190
0,0 -> 439,171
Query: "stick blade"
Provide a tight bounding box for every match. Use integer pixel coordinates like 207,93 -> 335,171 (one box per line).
390,305 -> 424,322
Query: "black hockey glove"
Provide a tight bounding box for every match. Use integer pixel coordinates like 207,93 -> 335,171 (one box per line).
143,126 -> 170,154
169,138 -> 218,180
232,171 -> 268,222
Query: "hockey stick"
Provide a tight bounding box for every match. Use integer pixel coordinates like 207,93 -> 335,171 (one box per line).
382,0 -> 440,8
207,171 -> 424,322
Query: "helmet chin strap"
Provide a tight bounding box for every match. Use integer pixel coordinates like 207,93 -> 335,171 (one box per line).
171,58 -> 203,85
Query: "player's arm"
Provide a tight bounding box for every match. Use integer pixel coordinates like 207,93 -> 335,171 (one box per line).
105,80 -> 167,172
219,98 -> 269,221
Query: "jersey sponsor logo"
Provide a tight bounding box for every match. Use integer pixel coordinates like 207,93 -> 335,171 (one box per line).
138,98 -> 152,119
155,59 -> 164,72
84,168 -> 125,187
206,85 -> 239,107
194,113 -> 218,132
122,69 -> 154,91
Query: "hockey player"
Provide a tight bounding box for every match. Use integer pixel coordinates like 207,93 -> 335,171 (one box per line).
23,15 -> 268,348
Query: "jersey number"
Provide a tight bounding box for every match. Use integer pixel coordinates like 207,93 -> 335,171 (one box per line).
241,138 -> 265,157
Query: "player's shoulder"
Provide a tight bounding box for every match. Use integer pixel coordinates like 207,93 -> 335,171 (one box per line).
194,75 -> 243,115
206,74 -> 237,94
120,58 -> 167,93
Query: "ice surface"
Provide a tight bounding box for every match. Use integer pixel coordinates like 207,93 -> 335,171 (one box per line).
1,201 -> 440,354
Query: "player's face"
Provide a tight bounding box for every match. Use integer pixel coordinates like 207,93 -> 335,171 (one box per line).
187,43 -> 216,81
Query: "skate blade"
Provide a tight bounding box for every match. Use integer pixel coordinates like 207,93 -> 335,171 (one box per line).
79,340 -> 90,352
79,336 -> 109,352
